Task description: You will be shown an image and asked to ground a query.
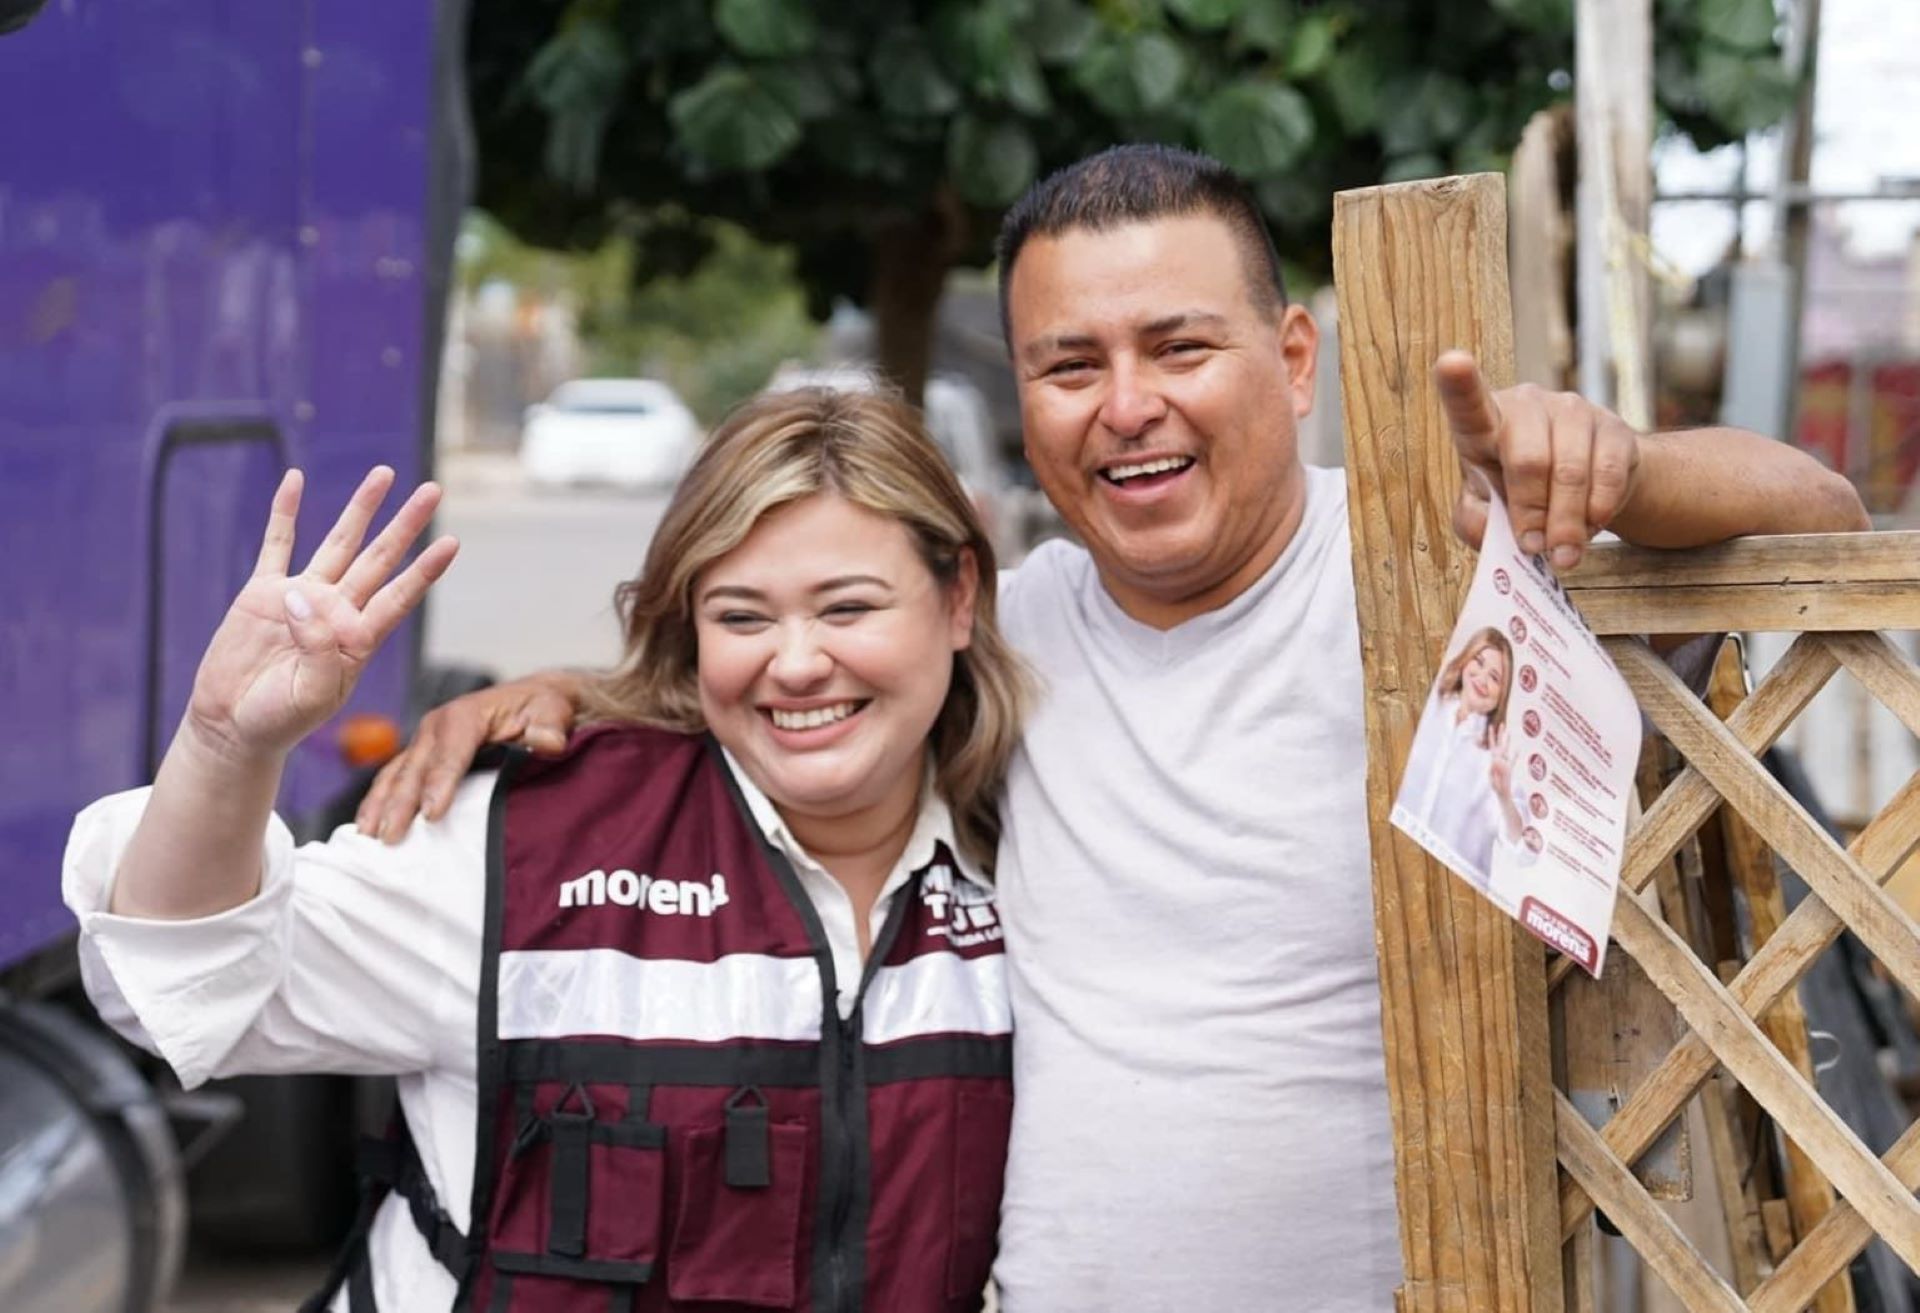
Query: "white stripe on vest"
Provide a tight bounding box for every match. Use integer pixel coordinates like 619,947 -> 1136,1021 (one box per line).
862,952 -> 1011,1045
497,949 -> 823,1043
498,947 -> 1010,1045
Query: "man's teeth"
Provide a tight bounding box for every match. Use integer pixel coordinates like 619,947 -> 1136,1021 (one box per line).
1105,456 -> 1192,483
771,702 -> 860,731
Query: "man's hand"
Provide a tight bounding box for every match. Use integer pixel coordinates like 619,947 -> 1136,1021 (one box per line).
355,671 -> 586,842
1436,350 -> 1642,572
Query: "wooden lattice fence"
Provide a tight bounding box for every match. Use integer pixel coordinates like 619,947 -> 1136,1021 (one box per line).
1335,174 -> 1920,1313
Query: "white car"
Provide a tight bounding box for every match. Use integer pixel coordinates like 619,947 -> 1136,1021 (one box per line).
519,379 -> 700,490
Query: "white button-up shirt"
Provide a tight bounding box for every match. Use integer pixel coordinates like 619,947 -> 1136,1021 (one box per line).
63,754 -> 982,1312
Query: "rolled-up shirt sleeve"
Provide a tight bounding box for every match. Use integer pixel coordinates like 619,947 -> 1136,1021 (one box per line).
63,775 -> 494,1089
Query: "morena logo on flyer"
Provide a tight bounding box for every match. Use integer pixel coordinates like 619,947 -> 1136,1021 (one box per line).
1520,896 -> 1597,973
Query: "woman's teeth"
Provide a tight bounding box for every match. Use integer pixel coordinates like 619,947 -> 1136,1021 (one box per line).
770,702 -> 860,731
1104,456 -> 1193,484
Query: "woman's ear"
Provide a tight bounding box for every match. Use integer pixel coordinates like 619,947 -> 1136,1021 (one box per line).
948,548 -> 980,651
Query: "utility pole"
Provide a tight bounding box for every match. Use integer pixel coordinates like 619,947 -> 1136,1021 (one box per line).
1776,0 -> 1825,442
1574,0 -> 1654,430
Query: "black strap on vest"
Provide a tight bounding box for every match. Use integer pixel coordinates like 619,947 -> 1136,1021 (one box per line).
544,1083 -> 595,1259
360,1128 -> 474,1282
298,1120 -> 468,1312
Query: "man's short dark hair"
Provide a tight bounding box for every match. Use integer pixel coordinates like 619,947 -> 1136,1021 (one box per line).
995,144 -> 1289,345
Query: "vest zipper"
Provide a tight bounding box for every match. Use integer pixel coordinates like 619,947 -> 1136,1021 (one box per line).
821,883 -> 917,1313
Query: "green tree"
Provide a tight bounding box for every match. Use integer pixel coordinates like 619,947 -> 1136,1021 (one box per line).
470,0 -> 1796,403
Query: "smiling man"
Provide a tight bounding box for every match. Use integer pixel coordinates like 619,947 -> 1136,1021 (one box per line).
360,145 -> 1868,1311
980,145 -> 1862,1312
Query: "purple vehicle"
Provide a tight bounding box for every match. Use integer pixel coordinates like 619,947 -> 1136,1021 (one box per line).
0,2 -> 468,1307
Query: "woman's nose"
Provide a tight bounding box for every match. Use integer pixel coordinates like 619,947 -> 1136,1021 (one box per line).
768,620 -> 832,687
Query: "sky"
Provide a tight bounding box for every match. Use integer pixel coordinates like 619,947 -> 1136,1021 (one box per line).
1651,0 -> 1920,274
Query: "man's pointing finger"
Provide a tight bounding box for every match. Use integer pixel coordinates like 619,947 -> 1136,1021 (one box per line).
1434,350 -> 1503,456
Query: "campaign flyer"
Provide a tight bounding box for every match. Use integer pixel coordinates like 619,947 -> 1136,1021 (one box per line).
1389,492 -> 1640,978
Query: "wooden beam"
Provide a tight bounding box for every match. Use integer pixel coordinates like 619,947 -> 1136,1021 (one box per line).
1611,639 -> 1920,1007
1706,646 -> 1853,1313
1554,1093 -> 1745,1313
1609,895 -> 1920,1271
1566,530 -> 1920,589
1334,173 -> 1563,1313
1568,582 -> 1920,635
1558,768 -> 1920,1239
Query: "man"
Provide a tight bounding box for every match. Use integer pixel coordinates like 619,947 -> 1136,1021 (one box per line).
362,146 -> 1866,1309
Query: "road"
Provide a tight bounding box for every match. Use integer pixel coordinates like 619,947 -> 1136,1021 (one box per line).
423,452 -> 674,681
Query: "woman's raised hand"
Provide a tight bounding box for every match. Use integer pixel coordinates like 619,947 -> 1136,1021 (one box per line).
185,467 -> 458,765
1487,723 -> 1514,798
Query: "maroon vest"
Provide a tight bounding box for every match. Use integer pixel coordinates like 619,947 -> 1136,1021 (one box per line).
460,726 -> 1012,1313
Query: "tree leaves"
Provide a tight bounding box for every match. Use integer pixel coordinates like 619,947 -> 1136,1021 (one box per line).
1284,16 -> 1337,79
947,113 -> 1038,206
871,32 -> 962,117
1029,0 -> 1100,62
522,19 -> 630,190
1164,0 -> 1244,33
1695,48 -> 1796,135
1197,82 -> 1314,177
477,0 -> 1805,364
714,0 -> 816,59
1697,0 -> 1777,52
669,66 -> 803,170
1074,30 -> 1189,117
1130,33 -> 1190,111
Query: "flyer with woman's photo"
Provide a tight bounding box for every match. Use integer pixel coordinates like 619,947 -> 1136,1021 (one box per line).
1390,492 -> 1640,978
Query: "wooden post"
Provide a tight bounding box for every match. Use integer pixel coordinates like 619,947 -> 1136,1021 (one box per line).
1333,173 -> 1564,1313
1574,0 -> 1654,428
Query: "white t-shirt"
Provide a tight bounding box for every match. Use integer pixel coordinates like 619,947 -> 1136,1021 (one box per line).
993,464 -> 1403,1312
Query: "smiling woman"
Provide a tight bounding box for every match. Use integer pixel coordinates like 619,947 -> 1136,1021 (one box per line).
63,384 -> 1031,1311
585,385 -> 1030,873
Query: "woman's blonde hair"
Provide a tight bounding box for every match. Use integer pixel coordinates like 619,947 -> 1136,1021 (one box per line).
1435,627 -> 1514,748
582,384 -> 1032,871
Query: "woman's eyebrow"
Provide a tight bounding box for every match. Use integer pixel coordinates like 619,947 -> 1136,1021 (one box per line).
815,575 -> 891,594
700,584 -> 765,604
700,576 -> 892,605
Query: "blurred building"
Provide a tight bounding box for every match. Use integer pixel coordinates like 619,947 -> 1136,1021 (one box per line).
434,279 -> 583,452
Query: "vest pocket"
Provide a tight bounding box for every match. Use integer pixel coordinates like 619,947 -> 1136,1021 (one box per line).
666,1118 -> 809,1308
490,1084 -> 666,1291
945,1087 -> 1013,1300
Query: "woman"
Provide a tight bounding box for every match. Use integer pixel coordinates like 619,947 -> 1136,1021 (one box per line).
1394,626 -> 1528,884
64,388 -> 1029,1312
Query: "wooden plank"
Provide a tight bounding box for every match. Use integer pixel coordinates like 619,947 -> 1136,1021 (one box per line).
1620,634 -> 1837,896
1566,530 -> 1920,589
1573,581 -> 1920,635
1559,743 -> 1693,1199
1695,1053 -> 1769,1292
1609,638 -> 1920,1005
1508,106 -> 1575,392
1554,1092 -> 1746,1313
1561,1218 -> 1596,1313
1707,646 -> 1854,1313
1559,769 -> 1920,1238
1335,173 -> 1563,1313
1608,894 -> 1920,1270
1749,1119 -> 1920,1313
1823,630 -> 1920,740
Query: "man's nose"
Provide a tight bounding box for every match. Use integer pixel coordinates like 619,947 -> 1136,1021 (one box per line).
1098,360 -> 1168,439
768,620 -> 833,687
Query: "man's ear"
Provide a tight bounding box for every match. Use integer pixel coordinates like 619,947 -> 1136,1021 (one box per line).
948,548 -> 980,651
1278,303 -> 1319,420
